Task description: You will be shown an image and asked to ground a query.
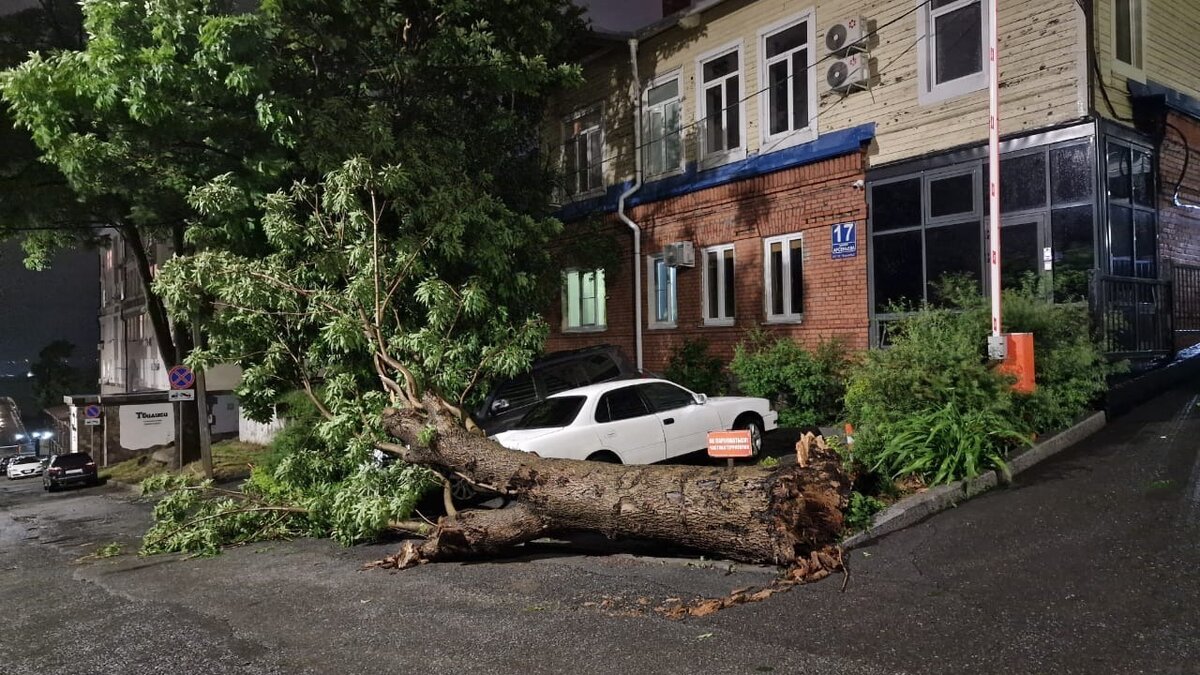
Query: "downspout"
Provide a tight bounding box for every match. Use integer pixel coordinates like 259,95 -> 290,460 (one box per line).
618,37 -> 645,372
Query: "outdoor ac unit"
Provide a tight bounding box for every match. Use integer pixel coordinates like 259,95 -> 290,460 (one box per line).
824,17 -> 866,56
826,54 -> 869,93
663,241 -> 695,268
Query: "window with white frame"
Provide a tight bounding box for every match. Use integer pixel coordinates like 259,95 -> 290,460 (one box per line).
563,107 -> 603,196
698,46 -> 742,160
917,0 -> 988,103
1112,0 -> 1144,73
644,77 -> 683,177
647,255 -> 678,328
761,15 -> 815,143
562,269 -> 606,331
763,234 -> 804,321
703,244 -> 735,325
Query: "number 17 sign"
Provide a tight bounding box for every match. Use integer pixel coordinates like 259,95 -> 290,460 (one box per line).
831,222 -> 857,260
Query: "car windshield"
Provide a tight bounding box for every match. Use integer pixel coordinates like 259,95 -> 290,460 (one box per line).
12,457 -> 38,465
55,454 -> 92,468
514,396 -> 585,429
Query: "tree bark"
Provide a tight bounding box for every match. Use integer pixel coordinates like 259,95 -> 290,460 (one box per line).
120,222 -> 202,465
379,398 -> 850,569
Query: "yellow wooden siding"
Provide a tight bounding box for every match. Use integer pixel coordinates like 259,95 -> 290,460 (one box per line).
549,0 -> 1086,189
1093,0 -> 1200,124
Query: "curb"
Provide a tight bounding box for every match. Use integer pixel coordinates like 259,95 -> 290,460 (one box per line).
841,410 -> 1107,549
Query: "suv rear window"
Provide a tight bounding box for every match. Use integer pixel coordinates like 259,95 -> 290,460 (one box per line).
54,453 -> 93,468
514,396 -> 586,429
493,374 -> 538,410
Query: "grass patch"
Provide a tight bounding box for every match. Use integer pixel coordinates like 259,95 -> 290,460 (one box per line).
101,439 -> 270,485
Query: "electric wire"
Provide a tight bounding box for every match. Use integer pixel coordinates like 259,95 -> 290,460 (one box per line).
557,0 -> 939,180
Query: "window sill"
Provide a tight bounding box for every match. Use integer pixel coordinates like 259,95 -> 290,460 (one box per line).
1110,61 -> 1146,84
918,72 -> 988,106
760,127 -> 818,155
562,325 -> 608,334
646,166 -> 686,181
701,319 -> 736,328
647,322 -> 678,331
699,148 -> 746,172
763,316 -> 804,326
562,187 -> 606,203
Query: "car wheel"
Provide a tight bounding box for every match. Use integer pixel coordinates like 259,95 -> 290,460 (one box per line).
735,416 -> 764,457
449,476 -> 478,504
586,450 -> 622,464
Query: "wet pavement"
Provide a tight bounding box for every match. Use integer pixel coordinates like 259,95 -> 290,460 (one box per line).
1,382 -> 1197,674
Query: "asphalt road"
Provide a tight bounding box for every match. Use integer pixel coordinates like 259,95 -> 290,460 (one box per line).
1,382 -> 1198,674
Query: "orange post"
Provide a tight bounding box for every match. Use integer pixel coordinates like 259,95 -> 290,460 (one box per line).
998,332 -> 1036,393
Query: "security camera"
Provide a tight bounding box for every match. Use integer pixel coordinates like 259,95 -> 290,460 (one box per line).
852,179 -> 865,190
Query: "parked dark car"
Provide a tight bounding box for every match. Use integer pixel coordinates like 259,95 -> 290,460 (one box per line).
472,345 -> 640,436
43,452 -> 100,491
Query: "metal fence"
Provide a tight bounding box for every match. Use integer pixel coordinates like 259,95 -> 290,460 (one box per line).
1174,264 -> 1200,338
1090,273 -> 1174,357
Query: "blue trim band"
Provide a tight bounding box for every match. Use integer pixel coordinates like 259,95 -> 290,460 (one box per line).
557,123 -> 876,221
1128,79 -> 1200,121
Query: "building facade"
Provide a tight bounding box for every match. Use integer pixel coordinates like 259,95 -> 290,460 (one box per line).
545,0 -> 1200,370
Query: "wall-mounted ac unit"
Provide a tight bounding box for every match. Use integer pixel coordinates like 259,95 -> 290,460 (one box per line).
826,54 -> 869,93
825,17 -> 866,56
663,241 -> 695,268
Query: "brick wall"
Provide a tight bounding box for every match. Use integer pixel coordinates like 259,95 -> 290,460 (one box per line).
1160,112 -> 1200,349
546,149 -> 870,372
1160,112 -> 1200,269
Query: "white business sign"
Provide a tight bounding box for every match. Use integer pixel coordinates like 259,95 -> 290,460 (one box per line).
119,403 -> 174,450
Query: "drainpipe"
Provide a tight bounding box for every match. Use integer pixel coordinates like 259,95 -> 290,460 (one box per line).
618,37 -> 645,372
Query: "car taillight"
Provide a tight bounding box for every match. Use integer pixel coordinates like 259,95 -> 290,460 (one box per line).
49,467 -> 63,475
85,462 -> 96,468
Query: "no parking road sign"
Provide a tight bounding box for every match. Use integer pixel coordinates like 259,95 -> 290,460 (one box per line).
83,403 -> 102,426
169,365 -> 195,391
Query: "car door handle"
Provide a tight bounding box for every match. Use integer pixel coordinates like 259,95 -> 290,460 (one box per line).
604,431 -> 617,437
663,418 -> 675,425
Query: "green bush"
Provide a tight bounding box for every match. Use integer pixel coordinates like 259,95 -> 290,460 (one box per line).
844,491 -> 886,532
663,338 -> 727,395
845,276 -> 1112,486
866,401 -> 1030,484
729,331 -> 850,428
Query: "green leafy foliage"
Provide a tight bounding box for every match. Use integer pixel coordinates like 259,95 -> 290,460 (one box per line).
729,332 -> 851,428
865,402 -> 1029,484
845,278 -> 1113,487
663,338 -> 727,395
844,492 -> 886,533
17,0 -> 589,555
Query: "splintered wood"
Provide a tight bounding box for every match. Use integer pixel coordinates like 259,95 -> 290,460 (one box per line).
794,431 -> 827,468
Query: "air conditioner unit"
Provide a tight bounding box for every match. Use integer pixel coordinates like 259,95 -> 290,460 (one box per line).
825,17 -> 867,56
663,241 -> 695,268
826,54 -> 869,93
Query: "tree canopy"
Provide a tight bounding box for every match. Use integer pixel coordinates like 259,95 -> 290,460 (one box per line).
7,0 -> 589,552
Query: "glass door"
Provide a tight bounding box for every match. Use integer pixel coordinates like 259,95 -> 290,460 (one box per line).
986,214 -> 1051,295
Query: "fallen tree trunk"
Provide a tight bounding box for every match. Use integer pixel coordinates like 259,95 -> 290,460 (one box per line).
379,398 -> 850,569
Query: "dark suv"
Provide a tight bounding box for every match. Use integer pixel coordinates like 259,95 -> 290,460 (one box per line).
473,345 -> 639,436
43,452 -> 100,492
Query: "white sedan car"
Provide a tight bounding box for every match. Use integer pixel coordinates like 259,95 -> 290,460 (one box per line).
492,378 -> 778,464
6,456 -> 45,479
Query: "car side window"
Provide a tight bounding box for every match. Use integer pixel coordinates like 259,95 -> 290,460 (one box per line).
492,374 -> 538,412
595,386 -> 651,423
539,362 -> 586,397
638,382 -> 695,412
579,354 -> 621,383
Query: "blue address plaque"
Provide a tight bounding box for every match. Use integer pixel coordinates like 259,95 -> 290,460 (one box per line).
831,221 -> 857,259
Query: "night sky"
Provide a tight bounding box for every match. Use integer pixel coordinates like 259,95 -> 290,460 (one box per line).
0,239 -> 99,413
